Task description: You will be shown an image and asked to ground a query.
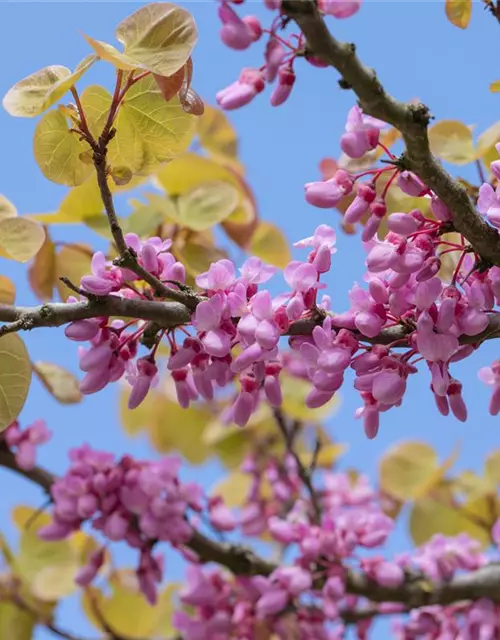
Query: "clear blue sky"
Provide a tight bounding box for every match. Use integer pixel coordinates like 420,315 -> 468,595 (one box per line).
2,1 -> 500,638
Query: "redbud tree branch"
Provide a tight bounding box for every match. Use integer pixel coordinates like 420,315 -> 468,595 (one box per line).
2,445 -> 500,613
282,0 -> 500,267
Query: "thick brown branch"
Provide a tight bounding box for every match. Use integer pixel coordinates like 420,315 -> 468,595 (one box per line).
0,298 -> 191,337
282,0 -> 500,266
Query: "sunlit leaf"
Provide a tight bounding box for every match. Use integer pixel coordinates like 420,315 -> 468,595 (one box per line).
410,483 -> 491,547
28,227 -> 56,301
0,276 -> 16,304
0,601 -> 35,640
154,66 -> 185,102
110,166 -> 133,186
83,34 -> 138,70
33,109 -> 93,186
175,231 -> 228,278
299,443 -> 347,469
0,217 -> 45,263
176,181 -> 239,231
454,470 -> 495,499
379,441 -> 440,501
116,3 -> 197,77
55,243 -> 92,301
490,81 -> 500,93
124,198 -> 169,237
30,177 -> 104,224
120,385 -> 156,436
428,120 -> 476,164
0,335 -> 31,430
2,56 -> 97,118
0,195 -> 17,221
202,418 -> 249,469
212,470 -> 252,507
119,76 -> 197,175
249,221 -> 291,269
82,571 -> 175,637
445,0 -> 472,29
437,232 -> 464,284
197,104 -> 239,160
485,450 -> 500,486
33,361 -> 83,404
476,121 -> 500,171
156,152 -> 255,225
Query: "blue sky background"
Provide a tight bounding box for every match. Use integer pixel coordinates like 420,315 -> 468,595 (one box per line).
1,1 -> 500,638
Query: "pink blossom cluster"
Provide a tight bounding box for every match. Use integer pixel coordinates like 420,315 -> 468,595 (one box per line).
3,419 -> 52,470
214,0 -> 362,111
38,444 -> 233,605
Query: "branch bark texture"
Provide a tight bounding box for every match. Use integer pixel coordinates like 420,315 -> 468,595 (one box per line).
281,0 -> 500,266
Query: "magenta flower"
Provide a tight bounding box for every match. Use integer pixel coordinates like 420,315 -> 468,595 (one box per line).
196,259 -> 236,291
318,0 -> 362,18
216,67 -> 265,110
340,105 -> 385,158
218,2 -> 261,51
478,182 -> 500,228
265,36 -> 286,82
478,360 -> 500,415
80,251 -> 124,296
193,293 -> 232,357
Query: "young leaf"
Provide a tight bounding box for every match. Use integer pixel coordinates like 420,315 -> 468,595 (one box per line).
445,0 -> 472,29
2,56 -> 97,118
0,334 -> 32,431
116,3 -> 198,77
0,217 -> 45,262
55,243 -> 92,301
0,194 -> 17,220
0,276 -> 16,304
212,470 -> 252,507
176,181 -> 239,231
490,80 -> 500,93
249,221 -> 291,269
83,34 -> 138,70
110,166 -> 133,186
379,441 -> 441,501
33,109 -> 93,186
428,120 -> 476,164
153,66 -> 185,102
33,361 -> 83,404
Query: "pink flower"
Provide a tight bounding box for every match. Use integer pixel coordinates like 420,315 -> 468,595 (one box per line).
270,65 -> 295,107
478,361 -> 500,415
478,183 -> 500,229
196,259 -> 236,291
218,2 -> 261,50
340,106 -> 385,158
304,170 -> 354,209
126,358 -> 159,410
318,0 -> 362,18
265,36 -> 286,82
216,68 -> 265,110
80,252 -> 124,296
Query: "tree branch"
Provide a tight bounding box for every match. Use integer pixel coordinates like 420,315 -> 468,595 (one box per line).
0,298 -> 191,337
2,447 -> 500,611
282,0 -> 500,266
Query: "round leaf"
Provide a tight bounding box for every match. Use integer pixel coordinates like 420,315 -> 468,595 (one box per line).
176,181 -> 239,231
197,104 -> 239,160
0,194 -> 17,220
249,221 -> 291,269
379,441 -> 439,501
33,361 -> 83,404
2,56 -> 97,118
0,276 -> 16,304
0,335 -> 32,431
28,228 -> 56,302
212,470 -> 252,508
0,217 -> 45,263
55,243 -> 92,301
83,34 -> 138,70
33,109 -> 93,186
428,120 -> 476,165
116,3 -> 198,77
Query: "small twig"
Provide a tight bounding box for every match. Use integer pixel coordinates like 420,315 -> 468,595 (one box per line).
272,407 -> 322,523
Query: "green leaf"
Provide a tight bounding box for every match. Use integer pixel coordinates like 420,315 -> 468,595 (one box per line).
55,243 -> 92,301
485,450 -> 500,486
2,56 -> 97,118
445,0 -> 472,29
33,109 -> 93,186
428,120 -> 476,164
476,121 -> 500,171
83,34 -> 138,71
197,104 -> 239,160
0,602 -> 35,640
280,374 -> 339,423
176,181 -> 239,231
116,3 -> 197,77
0,335 -> 32,430
212,470 -> 252,508
490,81 -> 500,93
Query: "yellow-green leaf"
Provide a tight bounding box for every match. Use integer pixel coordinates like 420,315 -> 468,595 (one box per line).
82,572 -> 175,637
485,450 -> 500,486
445,0 -> 472,29
0,195 -> 17,220
83,34 -> 138,70
110,166 -> 133,186
212,470 -> 252,508
0,601 -> 35,640
33,109 -> 93,186
2,56 -> 97,118
249,221 -> 291,269
55,243 -> 92,301
428,120 -> 476,164
476,121 -> 500,171
0,217 -> 45,262
33,361 -> 83,404
30,178 -> 104,224
437,232 -> 464,283
410,485 -> 491,547
175,232 -> 228,278
299,443 -> 347,469
120,75 -> 197,174
197,104 -> 238,160
0,276 -> 15,304
28,227 -> 56,302
379,441 -> 439,501
0,335 -> 32,430
116,3 -> 197,77
490,81 -> 500,93
176,181 -> 239,231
